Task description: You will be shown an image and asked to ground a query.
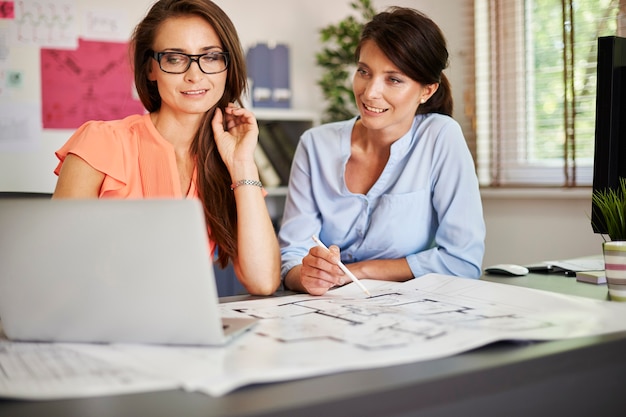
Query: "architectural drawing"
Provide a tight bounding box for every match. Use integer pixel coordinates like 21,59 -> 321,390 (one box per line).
0,340 -> 176,399
231,289 -> 553,350
3,274 -> 626,399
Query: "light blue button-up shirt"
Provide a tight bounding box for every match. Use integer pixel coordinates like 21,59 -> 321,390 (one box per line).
278,114 -> 485,280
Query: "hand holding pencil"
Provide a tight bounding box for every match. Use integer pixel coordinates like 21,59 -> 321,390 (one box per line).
311,236 -> 371,297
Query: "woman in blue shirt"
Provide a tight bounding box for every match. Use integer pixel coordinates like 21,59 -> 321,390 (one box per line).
279,7 -> 485,295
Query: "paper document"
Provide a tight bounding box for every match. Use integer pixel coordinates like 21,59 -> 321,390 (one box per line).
543,256 -> 605,272
0,339 -> 177,400
2,274 -> 626,399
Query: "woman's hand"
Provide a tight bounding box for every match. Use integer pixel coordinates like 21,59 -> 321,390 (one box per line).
211,103 -> 259,174
298,245 -> 348,295
211,103 -> 280,295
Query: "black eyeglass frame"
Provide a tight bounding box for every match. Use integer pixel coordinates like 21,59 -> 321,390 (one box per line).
151,51 -> 229,75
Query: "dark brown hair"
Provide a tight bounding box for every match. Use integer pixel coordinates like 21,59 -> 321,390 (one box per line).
355,7 -> 453,116
131,0 -> 248,267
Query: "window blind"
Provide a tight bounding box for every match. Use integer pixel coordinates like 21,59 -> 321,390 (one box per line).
474,0 -> 623,187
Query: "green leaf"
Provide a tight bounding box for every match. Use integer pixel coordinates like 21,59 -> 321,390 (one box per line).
592,177 -> 626,241
316,0 -> 377,122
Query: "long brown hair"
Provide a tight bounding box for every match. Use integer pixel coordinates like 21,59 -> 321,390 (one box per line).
131,0 -> 247,267
355,7 -> 453,116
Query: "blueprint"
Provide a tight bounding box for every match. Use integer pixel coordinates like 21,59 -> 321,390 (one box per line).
2,274 -> 626,399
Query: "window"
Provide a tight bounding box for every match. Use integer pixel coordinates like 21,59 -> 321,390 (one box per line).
475,0 -> 624,187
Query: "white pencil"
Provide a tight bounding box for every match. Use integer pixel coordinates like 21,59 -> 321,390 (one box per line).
311,236 -> 371,297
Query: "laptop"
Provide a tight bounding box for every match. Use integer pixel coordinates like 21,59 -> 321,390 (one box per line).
0,198 -> 257,346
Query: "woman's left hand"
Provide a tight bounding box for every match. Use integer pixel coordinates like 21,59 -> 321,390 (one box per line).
211,103 -> 259,171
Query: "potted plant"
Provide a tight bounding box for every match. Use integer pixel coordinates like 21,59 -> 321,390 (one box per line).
315,0 -> 376,123
591,177 -> 626,241
591,177 -> 626,301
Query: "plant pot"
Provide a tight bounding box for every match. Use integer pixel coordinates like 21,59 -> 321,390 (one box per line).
602,241 -> 626,301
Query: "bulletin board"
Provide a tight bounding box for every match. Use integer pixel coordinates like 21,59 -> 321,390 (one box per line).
0,0 -> 145,152
0,0 -> 155,192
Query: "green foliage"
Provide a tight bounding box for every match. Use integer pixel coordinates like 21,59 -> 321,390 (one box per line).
315,0 -> 376,123
530,0 -> 618,161
592,177 -> 626,241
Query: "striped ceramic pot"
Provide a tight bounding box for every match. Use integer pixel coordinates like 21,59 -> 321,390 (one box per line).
603,241 -> 626,302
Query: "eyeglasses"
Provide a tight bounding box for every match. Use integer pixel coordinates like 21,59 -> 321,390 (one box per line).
151,51 -> 229,74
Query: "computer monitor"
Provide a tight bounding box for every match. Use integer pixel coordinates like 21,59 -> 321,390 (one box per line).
591,36 -> 626,235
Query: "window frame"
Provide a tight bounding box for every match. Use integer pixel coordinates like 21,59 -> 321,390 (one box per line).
475,0 -> 621,188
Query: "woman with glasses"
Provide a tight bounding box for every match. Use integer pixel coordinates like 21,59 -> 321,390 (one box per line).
279,7 -> 485,295
53,0 -> 280,296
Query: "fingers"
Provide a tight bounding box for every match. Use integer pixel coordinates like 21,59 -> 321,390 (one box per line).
211,107 -> 225,137
217,104 -> 259,142
300,246 -> 345,295
328,245 -> 340,260
223,103 -> 256,124
211,103 -> 255,130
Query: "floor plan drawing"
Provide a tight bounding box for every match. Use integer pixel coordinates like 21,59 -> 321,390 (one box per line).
230,288 -> 553,350
3,274 -> 626,399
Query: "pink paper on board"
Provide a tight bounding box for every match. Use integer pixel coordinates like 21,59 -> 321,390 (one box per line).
41,39 -> 144,129
0,1 -> 14,19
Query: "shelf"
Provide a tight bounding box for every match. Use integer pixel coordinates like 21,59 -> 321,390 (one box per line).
252,108 -> 320,124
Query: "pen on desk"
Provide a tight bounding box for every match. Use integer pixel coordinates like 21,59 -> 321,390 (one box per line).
311,235 -> 371,297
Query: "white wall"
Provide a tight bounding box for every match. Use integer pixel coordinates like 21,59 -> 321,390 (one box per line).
481,189 -> 604,267
0,0 -> 603,266
0,0 -> 472,193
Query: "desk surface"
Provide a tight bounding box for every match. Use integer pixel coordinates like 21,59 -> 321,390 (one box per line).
481,270 -> 610,300
1,273 -> 623,417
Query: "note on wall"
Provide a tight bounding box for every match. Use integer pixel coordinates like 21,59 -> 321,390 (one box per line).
0,27 -> 8,98
41,38 -> 144,129
82,8 -> 129,42
0,1 -> 15,19
12,0 -> 78,48
0,102 -> 40,151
